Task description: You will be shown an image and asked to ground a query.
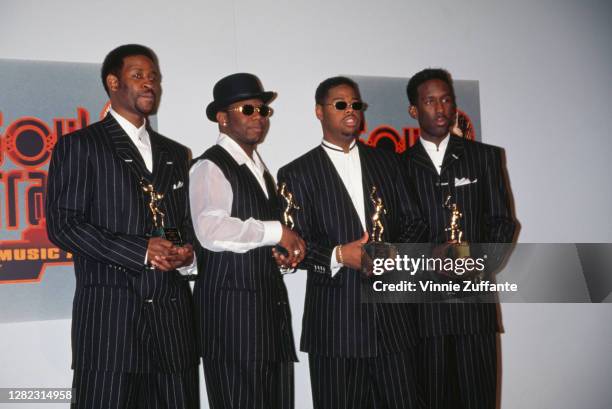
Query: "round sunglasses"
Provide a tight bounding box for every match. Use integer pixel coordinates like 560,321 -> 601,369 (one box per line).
324,101 -> 366,111
227,104 -> 272,117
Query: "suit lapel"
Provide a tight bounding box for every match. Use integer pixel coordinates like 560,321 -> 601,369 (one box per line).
408,138 -> 439,175
150,131 -> 175,195
103,114 -> 152,183
440,135 -> 465,176
263,170 -> 280,209
316,145 -> 364,235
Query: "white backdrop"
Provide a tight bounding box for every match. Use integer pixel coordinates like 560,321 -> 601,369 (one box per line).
1,0 -> 612,408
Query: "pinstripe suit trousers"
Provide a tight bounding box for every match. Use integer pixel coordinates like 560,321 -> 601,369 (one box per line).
202,359 -> 294,409
418,334 -> 497,409
71,367 -> 200,409
308,350 -> 424,409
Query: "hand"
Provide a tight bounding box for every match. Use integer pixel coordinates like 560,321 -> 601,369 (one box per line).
147,237 -> 177,271
431,242 -> 454,276
163,243 -> 194,270
272,245 -> 306,270
275,226 -> 306,268
337,232 -> 369,271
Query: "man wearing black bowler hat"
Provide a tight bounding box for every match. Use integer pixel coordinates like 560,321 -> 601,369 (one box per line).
189,73 -> 304,409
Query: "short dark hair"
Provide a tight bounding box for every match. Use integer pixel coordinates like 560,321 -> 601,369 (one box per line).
315,76 -> 360,105
406,68 -> 455,106
101,44 -> 158,96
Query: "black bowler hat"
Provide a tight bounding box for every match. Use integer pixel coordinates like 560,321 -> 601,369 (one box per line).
206,73 -> 276,122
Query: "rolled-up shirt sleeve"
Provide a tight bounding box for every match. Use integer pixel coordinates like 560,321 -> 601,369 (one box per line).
189,159 -> 282,253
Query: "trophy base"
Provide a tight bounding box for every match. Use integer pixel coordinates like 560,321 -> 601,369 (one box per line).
449,242 -> 470,259
151,227 -> 184,246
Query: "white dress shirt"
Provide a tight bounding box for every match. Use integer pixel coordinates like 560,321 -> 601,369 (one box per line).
110,109 -> 196,275
419,134 -> 450,175
189,134 -> 283,253
321,139 -> 365,276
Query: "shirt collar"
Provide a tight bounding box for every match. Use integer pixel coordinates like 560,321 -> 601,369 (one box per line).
217,133 -> 266,172
109,108 -> 149,145
419,133 -> 450,153
321,138 -> 357,154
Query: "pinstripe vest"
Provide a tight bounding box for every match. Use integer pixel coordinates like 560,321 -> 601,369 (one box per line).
193,145 -> 297,362
194,145 -> 281,290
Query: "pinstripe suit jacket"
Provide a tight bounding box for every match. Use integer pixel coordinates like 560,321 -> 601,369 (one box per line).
402,136 -> 516,337
46,114 -> 199,373
277,142 -> 427,358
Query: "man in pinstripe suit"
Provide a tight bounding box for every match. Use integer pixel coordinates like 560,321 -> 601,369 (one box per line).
189,73 -> 304,409
46,44 -> 199,409
403,68 -> 516,409
277,77 -> 428,409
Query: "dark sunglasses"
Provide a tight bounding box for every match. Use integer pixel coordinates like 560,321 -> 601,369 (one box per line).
324,101 -> 365,111
227,104 -> 272,117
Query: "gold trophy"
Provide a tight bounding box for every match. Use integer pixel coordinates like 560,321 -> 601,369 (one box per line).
279,182 -> 300,230
141,180 -> 183,246
276,182 -> 300,274
370,186 -> 387,243
364,186 -> 396,275
444,195 -> 470,258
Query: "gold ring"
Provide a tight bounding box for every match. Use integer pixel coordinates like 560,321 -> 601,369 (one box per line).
293,249 -> 301,256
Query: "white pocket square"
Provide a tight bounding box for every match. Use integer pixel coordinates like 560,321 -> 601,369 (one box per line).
455,177 -> 477,187
172,181 -> 184,190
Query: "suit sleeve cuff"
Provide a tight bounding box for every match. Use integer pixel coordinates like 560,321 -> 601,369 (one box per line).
330,246 -> 342,277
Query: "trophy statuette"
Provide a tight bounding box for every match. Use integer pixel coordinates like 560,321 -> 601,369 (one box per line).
141,180 -> 183,246
276,182 -> 301,274
444,195 -> 470,258
370,186 -> 387,243
279,182 -> 300,231
364,185 -> 396,275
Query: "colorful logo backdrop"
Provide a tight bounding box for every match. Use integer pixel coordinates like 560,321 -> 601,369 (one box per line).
1,59 -> 114,322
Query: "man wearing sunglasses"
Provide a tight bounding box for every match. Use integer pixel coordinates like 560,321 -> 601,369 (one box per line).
189,73 -> 303,409
276,76 -> 427,409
